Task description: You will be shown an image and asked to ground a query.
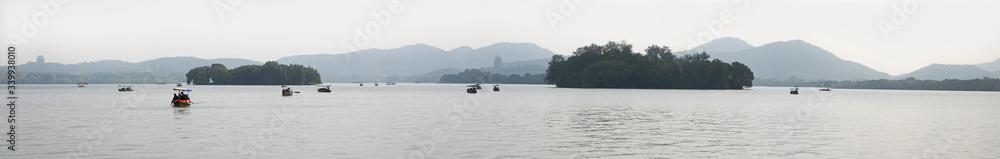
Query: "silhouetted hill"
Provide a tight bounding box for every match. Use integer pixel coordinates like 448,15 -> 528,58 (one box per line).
683,37 -> 755,53
276,42 -> 556,82
688,39 -> 892,81
975,57 -> 1000,72
901,64 -> 997,80
19,57 -> 262,73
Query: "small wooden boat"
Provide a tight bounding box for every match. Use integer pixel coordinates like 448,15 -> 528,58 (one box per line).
820,88 -> 831,91
118,85 -> 133,91
176,83 -> 183,87
77,82 -> 87,87
790,87 -> 800,95
493,84 -> 500,91
467,85 -> 478,93
171,88 -> 192,107
317,84 -> 332,92
473,83 -> 482,90
282,85 -> 295,96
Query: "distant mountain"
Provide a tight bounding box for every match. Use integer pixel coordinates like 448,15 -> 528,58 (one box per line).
276,42 -> 556,82
19,57 -> 262,73
975,57 -> 1000,72
683,37 -> 755,53
686,39 -> 892,81
901,64 -> 997,80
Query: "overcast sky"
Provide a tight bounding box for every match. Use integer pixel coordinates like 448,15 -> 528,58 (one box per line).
2,0 -> 999,75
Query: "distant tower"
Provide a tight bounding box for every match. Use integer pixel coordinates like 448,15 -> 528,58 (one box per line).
493,53 -> 502,69
36,55 -> 45,63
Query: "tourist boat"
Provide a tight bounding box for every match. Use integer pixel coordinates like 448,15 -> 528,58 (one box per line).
317,84 -> 332,92
473,83 -> 482,90
493,84 -> 500,91
118,85 -> 133,91
359,83 -> 364,86
77,82 -> 88,87
820,88 -> 832,91
282,85 -> 295,96
467,85 -> 478,93
790,86 -> 800,95
176,83 -> 183,87
171,88 -> 192,107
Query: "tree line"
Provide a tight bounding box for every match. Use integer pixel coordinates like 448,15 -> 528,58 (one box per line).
13,72 -> 185,84
186,61 -> 321,85
821,77 -> 1000,91
439,69 -> 546,84
545,41 -> 754,89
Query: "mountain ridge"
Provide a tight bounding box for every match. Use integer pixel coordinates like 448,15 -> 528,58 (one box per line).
901,64 -> 998,80
686,38 -> 893,81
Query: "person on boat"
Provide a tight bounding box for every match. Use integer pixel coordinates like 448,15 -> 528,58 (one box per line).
173,94 -> 179,102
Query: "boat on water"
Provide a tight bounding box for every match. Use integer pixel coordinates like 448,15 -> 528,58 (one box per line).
77,82 -> 88,87
493,84 -> 500,91
790,86 -> 800,95
317,84 -> 332,92
820,88 -> 832,91
473,83 -> 482,90
375,83 -> 379,86
282,85 -> 296,96
385,82 -> 396,85
171,88 -> 192,107
118,85 -> 133,91
176,83 -> 183,87
466,85 -> 478,93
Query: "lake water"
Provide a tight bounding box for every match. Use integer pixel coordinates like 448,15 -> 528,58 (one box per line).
5,84 -> 1000,158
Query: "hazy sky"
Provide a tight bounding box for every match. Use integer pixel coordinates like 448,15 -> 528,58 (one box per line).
2,0 -> 999,75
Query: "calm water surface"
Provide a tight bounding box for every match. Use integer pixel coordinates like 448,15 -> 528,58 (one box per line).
7,84 -> 1000,158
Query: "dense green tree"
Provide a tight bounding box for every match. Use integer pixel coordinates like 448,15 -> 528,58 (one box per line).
545,41 -> 754,89
186,62 -> 321,85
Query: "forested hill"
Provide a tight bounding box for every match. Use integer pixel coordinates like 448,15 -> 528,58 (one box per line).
682,39 -> 892,81
20,57 -> 262,73
276,42 -> 556,82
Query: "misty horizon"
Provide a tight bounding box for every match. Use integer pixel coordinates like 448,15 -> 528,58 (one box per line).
3,0 -> 999,75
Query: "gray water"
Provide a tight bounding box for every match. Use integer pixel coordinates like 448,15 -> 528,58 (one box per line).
5,84 -> 999,158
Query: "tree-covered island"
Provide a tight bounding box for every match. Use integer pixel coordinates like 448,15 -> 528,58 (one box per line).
545,41 -> 754,89
186,61 -> 321,85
